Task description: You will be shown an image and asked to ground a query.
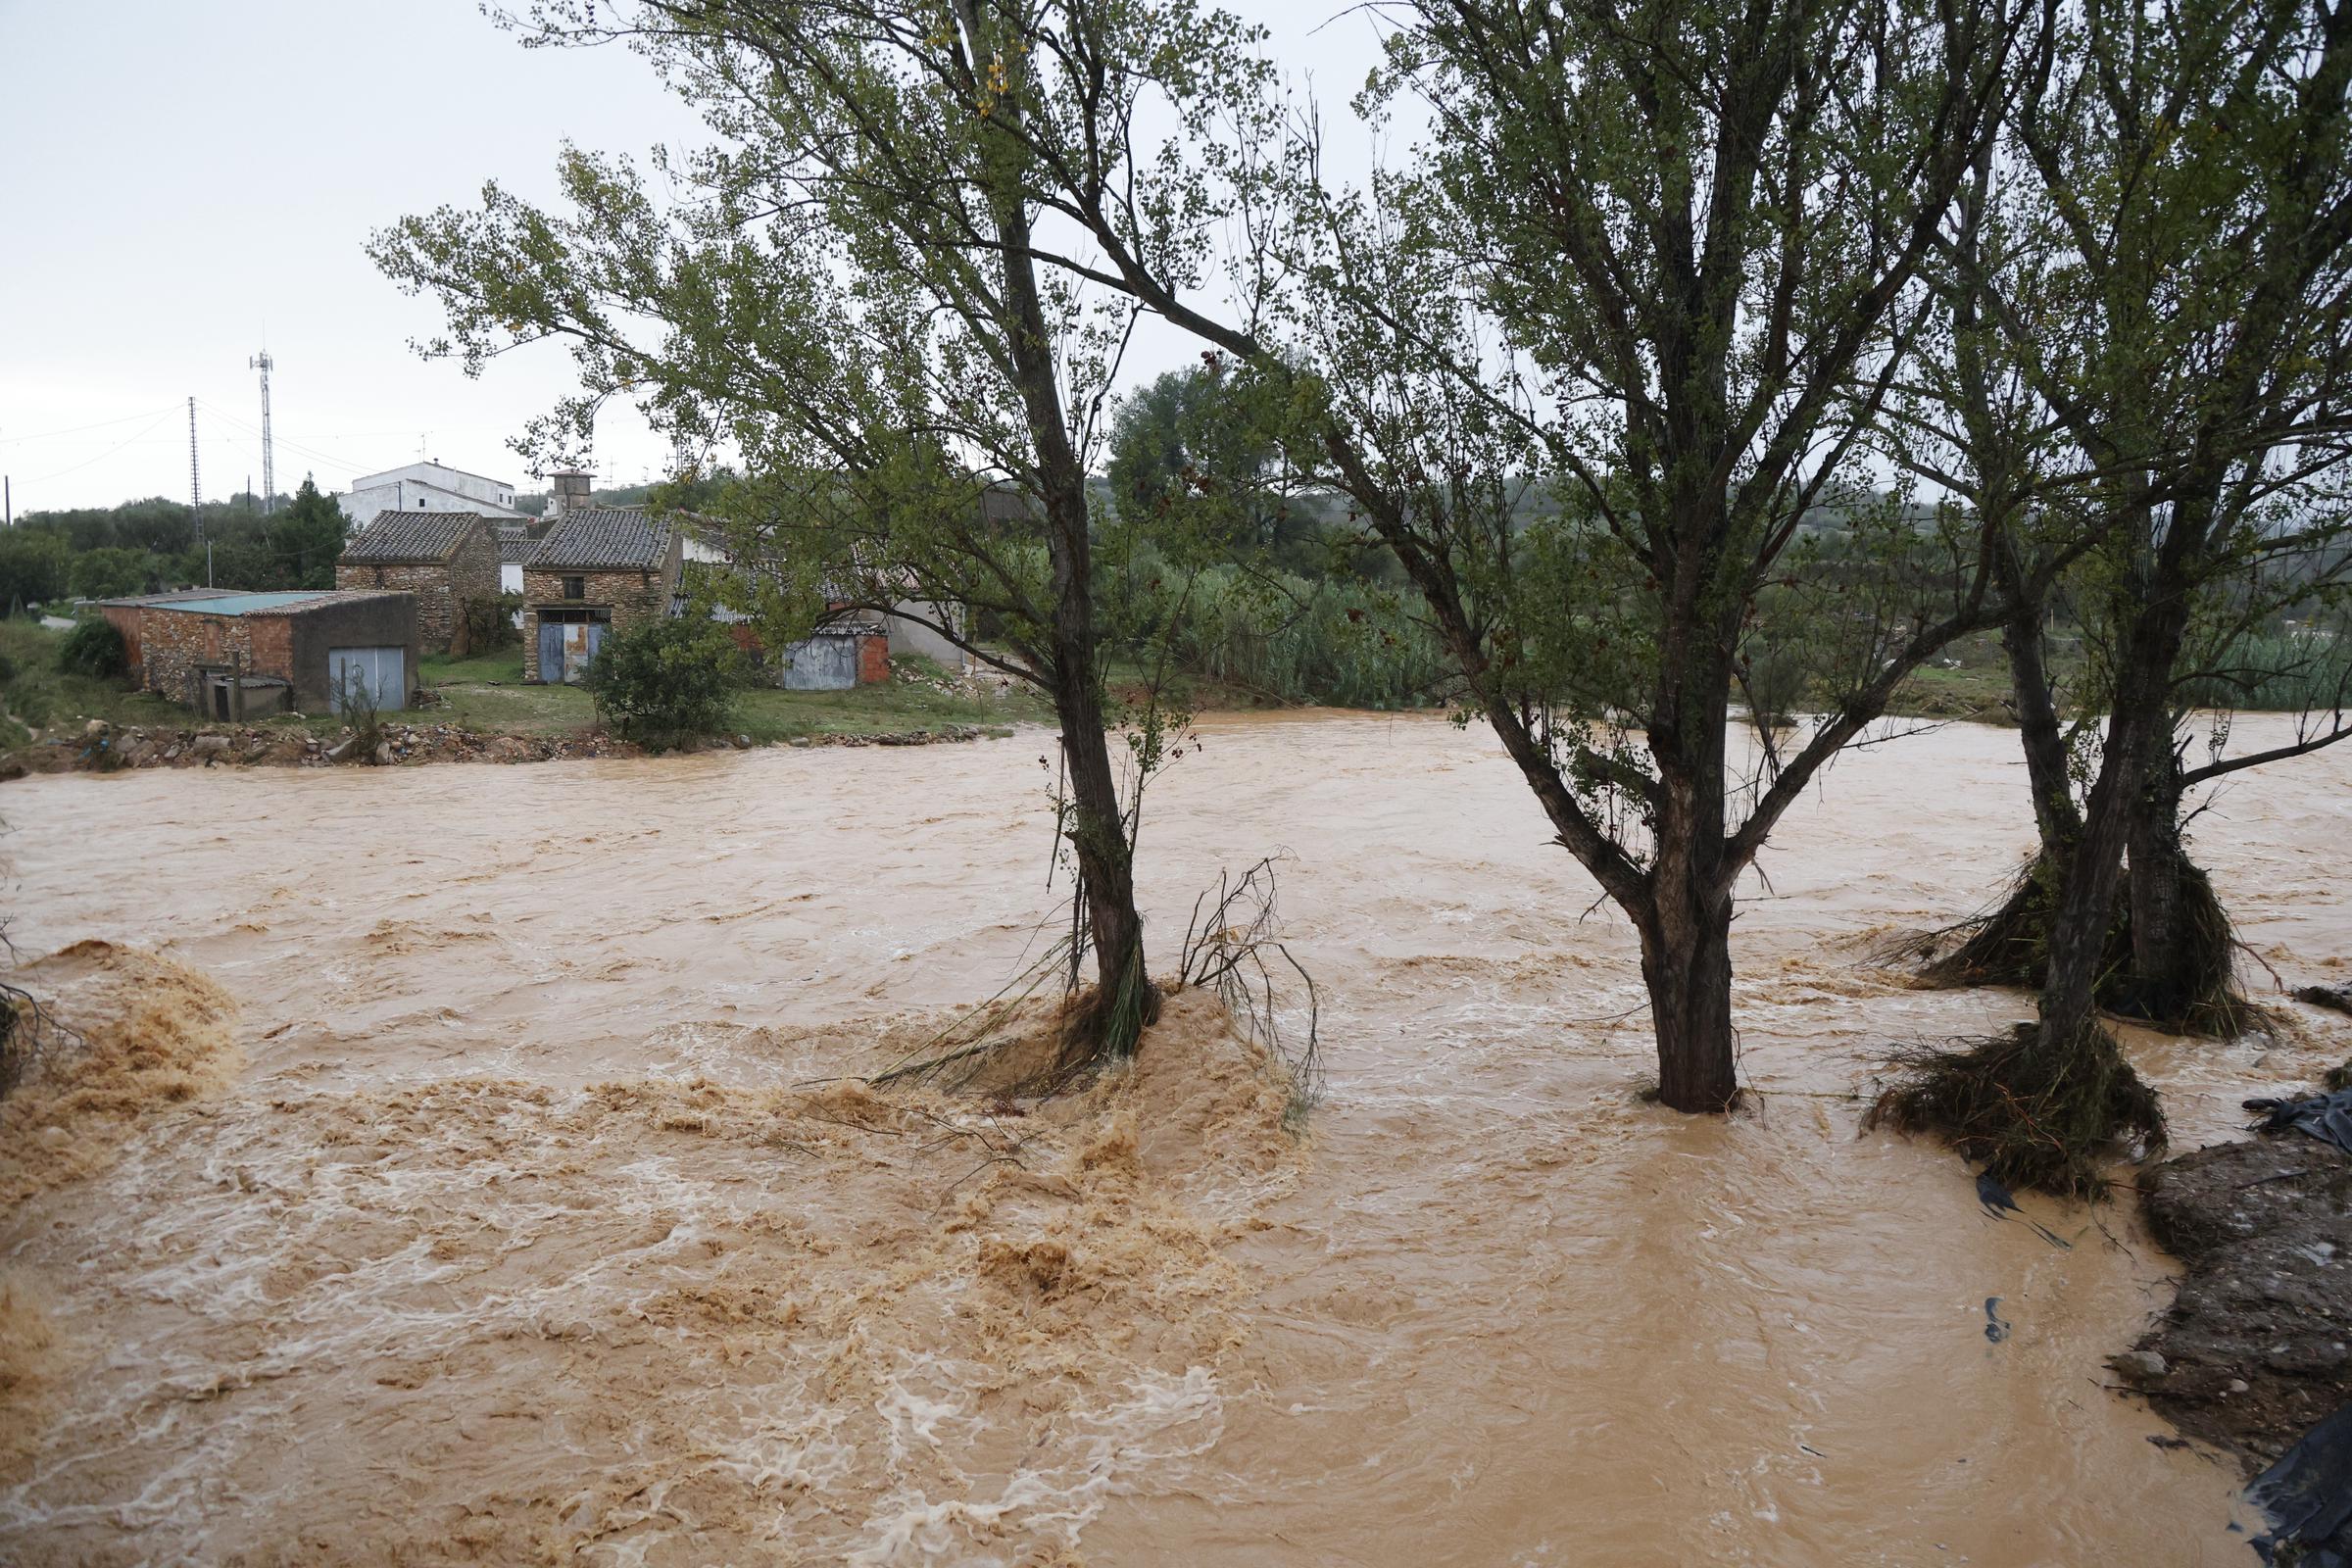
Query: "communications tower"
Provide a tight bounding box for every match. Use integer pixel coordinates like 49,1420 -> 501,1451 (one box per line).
249,351 -> 275,513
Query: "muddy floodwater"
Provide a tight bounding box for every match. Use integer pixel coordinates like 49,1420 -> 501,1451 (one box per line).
3,713 -> 2348,1565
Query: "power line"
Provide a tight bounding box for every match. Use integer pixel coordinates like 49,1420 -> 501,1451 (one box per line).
22,412 -> 179,484
0,406 -> 182,446
195,399 -> 370,479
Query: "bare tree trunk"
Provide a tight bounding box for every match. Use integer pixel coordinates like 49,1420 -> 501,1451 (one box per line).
2117,743 -> 2249,1033
1914,539 -> 2084,989
1642,624 -> 1740,1112
963,19 -> 1154,1055
1639,889 -> 1739,1111
1998,546 -> 2082,854
2036,510 -> 2199,1053
2124,747 -> 2190,1013
1048,638 -> 1152,1040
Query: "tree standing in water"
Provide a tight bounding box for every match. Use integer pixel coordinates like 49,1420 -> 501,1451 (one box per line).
371,0 -> 1275,1070
1873,0 -> 2352,1191
1046,0 -> 2030,1110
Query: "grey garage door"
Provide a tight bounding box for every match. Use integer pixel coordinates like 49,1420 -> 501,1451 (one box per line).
328,646 -> 408,710
780,633 -> 859,690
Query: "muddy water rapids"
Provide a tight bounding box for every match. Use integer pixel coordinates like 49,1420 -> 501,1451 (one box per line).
2,713 -> 2347,1565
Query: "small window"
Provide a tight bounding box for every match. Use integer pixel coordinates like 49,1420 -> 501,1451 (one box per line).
562,575 -> 585,600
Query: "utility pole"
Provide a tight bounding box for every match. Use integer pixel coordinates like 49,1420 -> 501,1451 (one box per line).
189,396 -> 211,587
250,350 -> 275,514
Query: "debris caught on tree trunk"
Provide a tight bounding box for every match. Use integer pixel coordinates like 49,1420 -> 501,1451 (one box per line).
1890,850 -> 2265,1036
1866,1018 -> 2167,1199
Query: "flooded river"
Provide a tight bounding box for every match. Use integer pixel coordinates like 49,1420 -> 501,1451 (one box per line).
2,712 -> 2348,1564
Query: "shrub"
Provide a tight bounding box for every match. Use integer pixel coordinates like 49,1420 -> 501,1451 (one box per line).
1103,551 -> 1452,710
334,664 -> 387,762
584,618 -> 748,746
457,592 -> 524,652
55,617 -> 127,681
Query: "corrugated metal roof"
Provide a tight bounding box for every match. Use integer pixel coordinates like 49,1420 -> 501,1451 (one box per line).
93,588 -> 239,608
528,507 -> 673,570
340,511 -> 488,564
147,590 -> 407,617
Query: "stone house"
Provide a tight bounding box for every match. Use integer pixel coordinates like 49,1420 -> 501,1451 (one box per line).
335,512 -> 501,654
103,590 -> 420,718
521,508 -> 684,683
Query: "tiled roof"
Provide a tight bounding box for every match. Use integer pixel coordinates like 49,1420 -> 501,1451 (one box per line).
341,511 -> 488,564
528,507 -> 673,570
495,527 -> 540,565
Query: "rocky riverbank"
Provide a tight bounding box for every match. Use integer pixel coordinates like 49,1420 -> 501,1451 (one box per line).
0,716 -> 1002,779
2127,1132 -> 2352,1473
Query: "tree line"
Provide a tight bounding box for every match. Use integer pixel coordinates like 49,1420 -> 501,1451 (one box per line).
0,481 -> 351,609
372,0 -> 2352,1193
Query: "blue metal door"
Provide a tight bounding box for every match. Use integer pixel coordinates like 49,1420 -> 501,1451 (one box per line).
538,620 -> 564,683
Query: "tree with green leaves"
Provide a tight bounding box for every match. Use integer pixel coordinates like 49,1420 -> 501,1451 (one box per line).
68,546 -> 153,602
1065,0 -> 2033,1111
370,0 -> 1276,1072
268,478 -> 350,590
1106,362 -> 1315,570
1870,0 -> 2352,1191
0,530 -> 71,614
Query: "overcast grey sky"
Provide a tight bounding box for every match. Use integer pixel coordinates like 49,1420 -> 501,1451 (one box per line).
0,0 -> 1393,514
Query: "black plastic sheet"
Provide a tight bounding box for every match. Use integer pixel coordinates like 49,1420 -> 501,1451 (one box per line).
2244,1088 -> 2352,1154
2248,1401 -> 2352,1566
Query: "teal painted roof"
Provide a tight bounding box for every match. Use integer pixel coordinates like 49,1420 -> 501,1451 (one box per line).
151,592 -> 336,616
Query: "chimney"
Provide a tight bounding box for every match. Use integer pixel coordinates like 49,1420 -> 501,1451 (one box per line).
549,468 -> 593,520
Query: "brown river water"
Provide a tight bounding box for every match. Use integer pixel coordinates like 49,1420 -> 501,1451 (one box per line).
2,712 -> 2348,1565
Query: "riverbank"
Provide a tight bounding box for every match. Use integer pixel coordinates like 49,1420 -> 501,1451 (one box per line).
0,624 -> 1039,778
2130,1127 -> 2352,1473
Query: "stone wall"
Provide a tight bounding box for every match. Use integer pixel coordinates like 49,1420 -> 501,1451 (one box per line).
521,554 -> 679,682
336,529 -> 499,653
137,608 -> 279,706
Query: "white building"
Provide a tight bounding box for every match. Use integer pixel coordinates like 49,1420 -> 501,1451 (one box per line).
340,461 -> 532,531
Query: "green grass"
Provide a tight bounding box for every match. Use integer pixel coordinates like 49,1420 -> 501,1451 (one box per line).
1888,634 -> 2024,721
418,647 -> 530,686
